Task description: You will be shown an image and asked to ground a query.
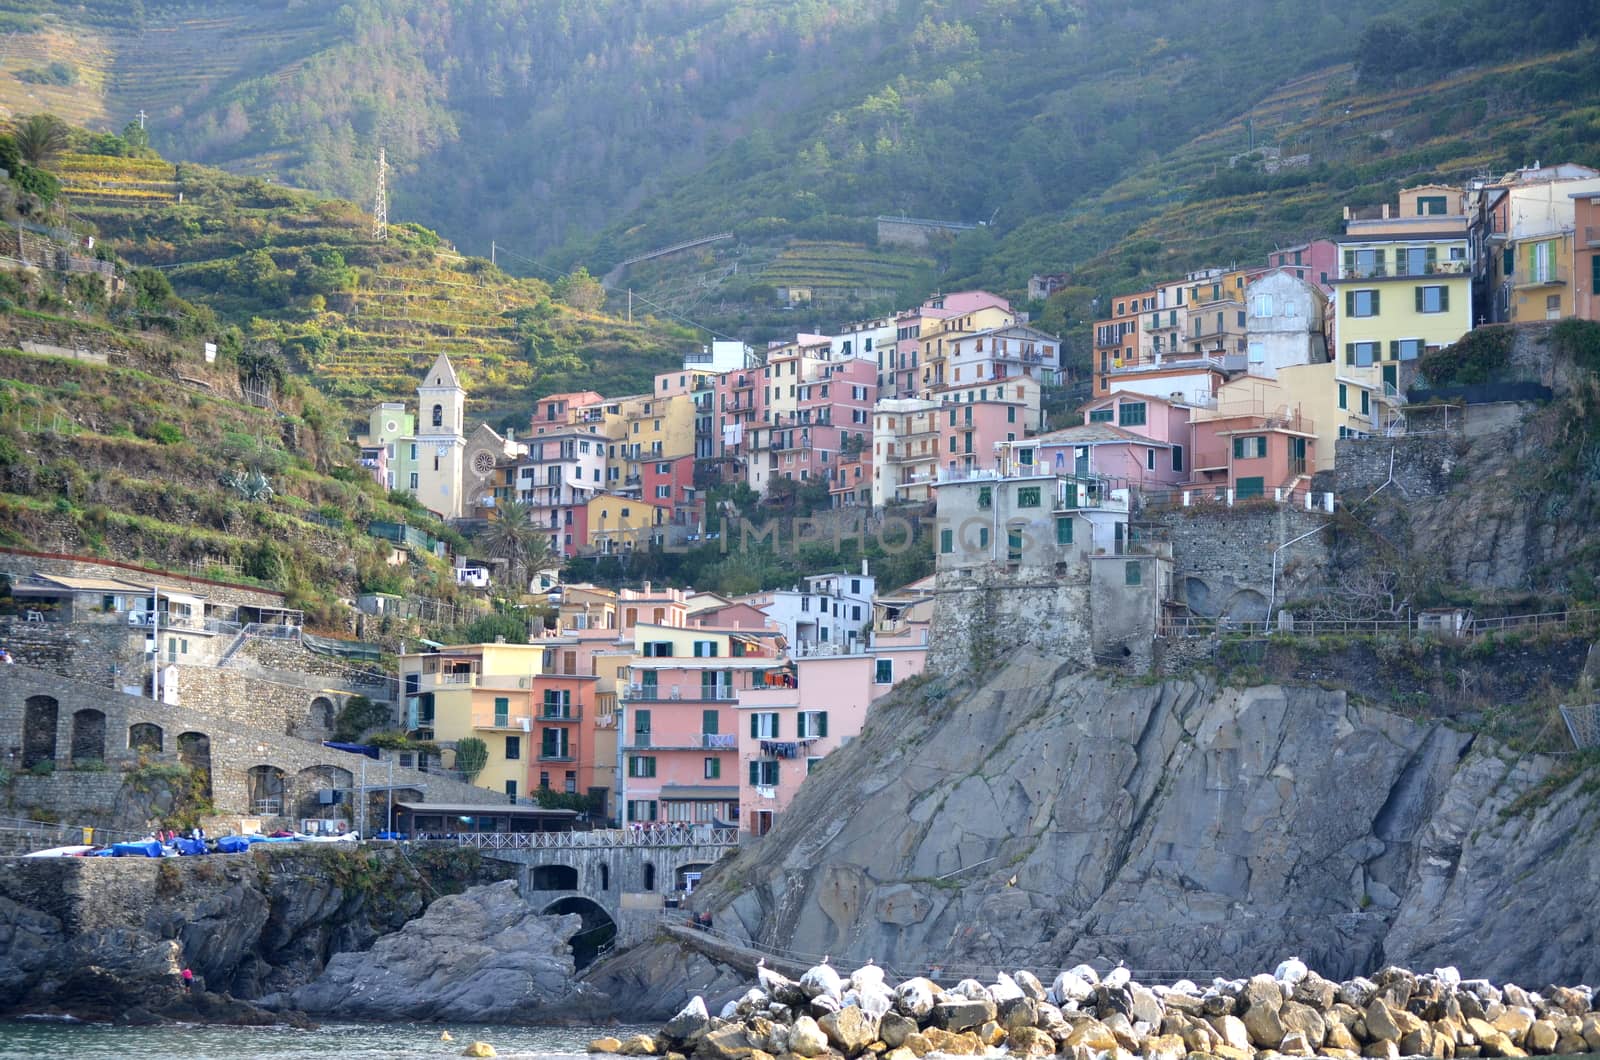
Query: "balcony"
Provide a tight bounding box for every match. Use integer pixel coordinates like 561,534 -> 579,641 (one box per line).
537,750 -> 576,762
538,706 -> 583,722
1344,259 -> 1467,281
622,683 -> 739,702
703,733 -> 739,749
1514,267 -> 1565,290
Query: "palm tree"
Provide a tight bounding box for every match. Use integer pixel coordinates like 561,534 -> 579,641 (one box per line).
477,498 -> 555,593
12,114 -> 69,167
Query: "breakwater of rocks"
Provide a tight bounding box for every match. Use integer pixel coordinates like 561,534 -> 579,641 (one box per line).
592,960 -> 1600,1060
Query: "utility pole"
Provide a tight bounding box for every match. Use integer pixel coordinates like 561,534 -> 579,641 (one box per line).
137,109 -> 147,130
627,288 -> 633,324
490,240 -> 496,268
371,147 -> 388,242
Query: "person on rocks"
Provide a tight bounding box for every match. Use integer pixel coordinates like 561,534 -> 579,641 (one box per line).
181,967 -> 196,994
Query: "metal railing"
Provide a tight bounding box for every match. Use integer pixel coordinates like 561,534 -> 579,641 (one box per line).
421,826 -> 739,850
1158,607 -> 1600,641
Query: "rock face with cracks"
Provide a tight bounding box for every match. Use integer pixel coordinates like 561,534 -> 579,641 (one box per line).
675,653 -> 1600,986
289,880 -> 586,1021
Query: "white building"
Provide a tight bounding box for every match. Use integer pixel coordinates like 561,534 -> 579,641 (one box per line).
1244,270 -> 1329,378
755,564 -> 877,652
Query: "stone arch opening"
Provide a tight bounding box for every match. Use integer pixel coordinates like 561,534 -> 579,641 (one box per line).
676,862 -> 714,893
178,732 -> 213,798
247,765 -> 287,817
23,695 -> 59,769
1183,577 -> 1215,617
642,862 -> 657,892
598,863 -> 610,891
542,896 -> 617,971
294,764 -> 355,820
530,864 -> 579,890
129,722 -> 164,754
70,708 -> 106,765
1220,588 -> 1269,624
300,696 -> 336,737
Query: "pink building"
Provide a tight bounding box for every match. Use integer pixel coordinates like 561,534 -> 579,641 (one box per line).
736,644 -> 927,837
1189,408 -> 1315,499
1265,239 -> 1339,295
708,364 -> 767,486
1020,423 -> 1184,489
617,624 -> 790,826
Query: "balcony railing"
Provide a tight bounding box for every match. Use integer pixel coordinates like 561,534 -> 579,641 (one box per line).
539,706 -> 582,722
622,684 -> 740,702
1344,259 -> 1467,280
537,751 -> 576,762
423,827 -> 739,849
1514,267 -> 1565,289
703,733 -> 738,749
1586,227 -> 1600,247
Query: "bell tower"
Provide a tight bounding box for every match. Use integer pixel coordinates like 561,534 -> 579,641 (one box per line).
414,353 -> 466,518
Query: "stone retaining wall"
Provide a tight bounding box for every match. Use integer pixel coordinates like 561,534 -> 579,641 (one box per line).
1153,505 -> 1330,622
0,548 -> 285,610
1,665 -> 500,824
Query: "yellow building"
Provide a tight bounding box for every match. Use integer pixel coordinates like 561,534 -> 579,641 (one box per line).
1503,230 -> 1576,323
1333,184 -> 1472,399
602,392 -> 697,487
399,642 -> 557,802
1274,362 -> 1384,467
919,304 -> 1016,391
586,494 -> 666,553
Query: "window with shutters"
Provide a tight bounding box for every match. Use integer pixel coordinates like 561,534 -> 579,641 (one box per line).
875,658 -> 893,684
1417,286 -> 1449,313
749,760 -> 780,786
1017,486 -> 1041,508
751,712 -> 779,739
1232,436 -> 1268,460
797,711 -> 829,738
1346,342 -> 1380,367
1393,339 -> 1423,361
1172,445 -> 1184,473
692,640 -> 719,658
1125,561 -> 1142,586
1347,289 -> 1380,317
704,757 -> 721,779
1339,384 -> 1348,410
494,697 -> 509,728
628,755 -> 657,778
940,528 -> 954,554
1088,408 -> 1114,423
1056,517 -> 1074,545
505,736 -> 520,761
1118,401 -> 1147,427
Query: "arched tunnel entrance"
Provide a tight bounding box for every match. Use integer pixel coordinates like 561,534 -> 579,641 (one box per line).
543,896 -> 617,971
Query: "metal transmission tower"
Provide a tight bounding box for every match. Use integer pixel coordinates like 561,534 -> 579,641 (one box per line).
371,147 -> 388,242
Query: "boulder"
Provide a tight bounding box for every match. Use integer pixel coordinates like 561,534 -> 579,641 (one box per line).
1129,984 -> 1164,1026
894,979 -> 938,1020
1281,1031 -> 1315,1056
900,1032 -> 931,1058
1243,1001 -> 1286,1048
932,997 -> 995,1032
1400,1026 -> 1435,1057
695,1026 -> 753,1060
1523,1021 -> 1557,1055
1244,974 -> 1286,1013
289,881 -> 582,1023
1001,996 -> 1038,1032
819,1006 -> 879,1057
1326,1023 -> 1360,1052
1209,1014 -> 1252,1052
1361,1042 -> 1399,1060
1294,975 -> 1339,1012
462,1045 -> 497,1059
1005,1027 -> 1056,1056
1493,1009 -> 1533,1045
1065,1018 -> 1120,1052
1340,979 -> 1378,1009
591,1038 -> 624,1054
1581,1014 -> 1600,1052
665,997 -> 712,1043
1366,999 -> 1404,1043
1280,1000 -> 1327,1046
1102,1011 -> 1141,1051
884,1049 -> 917,1060
1013,971 -> 1047,1002
1144,1033 -> 1188,1060
920,1029 -> 981,1056
976,1021 -> 1005,1047
788,1017 -> 827,1059
879,1012 -> 917,1048
1555,1033 -> 1588,1056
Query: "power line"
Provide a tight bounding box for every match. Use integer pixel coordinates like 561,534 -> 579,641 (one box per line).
490,242 -> 739,342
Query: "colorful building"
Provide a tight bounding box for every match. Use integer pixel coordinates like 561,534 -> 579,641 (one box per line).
1575,188 -> 1600,322
1333,184 -> 1473,400
616,624 -> 790,826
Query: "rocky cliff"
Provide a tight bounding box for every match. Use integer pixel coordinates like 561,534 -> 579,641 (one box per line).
677,651 -> 1598,990
287,879 -> 589,1022
0,844 -> 512,1021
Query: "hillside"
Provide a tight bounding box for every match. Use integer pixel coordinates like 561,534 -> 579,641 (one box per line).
54,149 -> 690,429
0,2 -> 1472,277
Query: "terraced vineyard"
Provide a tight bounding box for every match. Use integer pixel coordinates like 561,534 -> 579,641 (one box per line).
56,152 -> 178,205
49,149 -> 689,429
756,240 -> 932,301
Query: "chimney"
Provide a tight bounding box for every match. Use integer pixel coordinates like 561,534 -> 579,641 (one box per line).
861,558 -> 869,577
643,580 -> 652,593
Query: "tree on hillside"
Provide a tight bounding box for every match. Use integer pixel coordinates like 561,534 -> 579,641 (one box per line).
553,267 -> 606,313
11,114 -> 69,167
478,498 -> 555,592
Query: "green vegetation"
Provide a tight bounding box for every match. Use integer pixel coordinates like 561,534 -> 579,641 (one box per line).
452,737 -> 488,783
333,695 -> 389,742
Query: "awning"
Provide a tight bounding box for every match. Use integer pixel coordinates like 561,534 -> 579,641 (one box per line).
393,801 -> 579,818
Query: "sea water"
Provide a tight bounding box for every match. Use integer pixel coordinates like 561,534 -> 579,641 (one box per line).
0,1018 -> 650,1058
